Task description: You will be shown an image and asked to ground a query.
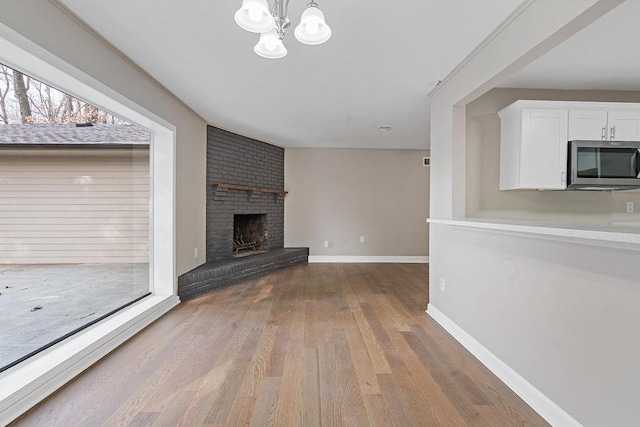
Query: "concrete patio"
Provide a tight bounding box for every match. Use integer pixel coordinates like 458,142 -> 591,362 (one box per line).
0,263 -> 149,370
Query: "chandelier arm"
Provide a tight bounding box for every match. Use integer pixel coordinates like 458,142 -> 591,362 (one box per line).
271,0 -> 290,39
272,0 -> 286,19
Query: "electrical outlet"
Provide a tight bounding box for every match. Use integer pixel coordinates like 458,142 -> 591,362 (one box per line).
626,201 -> 634,213
323,240 -> 329,248
194,247 -> 198,258
440,278 -> 446,292
360,236 -> 365,243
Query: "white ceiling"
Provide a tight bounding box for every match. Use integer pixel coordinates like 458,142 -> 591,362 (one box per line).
58,0 -> 523,149
501,0 -> 640,91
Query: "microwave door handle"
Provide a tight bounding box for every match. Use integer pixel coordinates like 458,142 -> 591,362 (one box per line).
636,149 -> 640,178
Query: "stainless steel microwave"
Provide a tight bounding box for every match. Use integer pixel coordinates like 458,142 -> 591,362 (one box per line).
567,140 -> 640,190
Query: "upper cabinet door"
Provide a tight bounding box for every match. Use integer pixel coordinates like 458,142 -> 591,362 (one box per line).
568,110 -> 608,141
607,111 -> 640,141
520,109 -> 569,190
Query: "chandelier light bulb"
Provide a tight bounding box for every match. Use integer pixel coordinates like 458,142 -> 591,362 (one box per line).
254,30 -> 288,59
306,21 -> 320,36
248,8 -> 263,23
294,3 -> 331,45
264,37 -> 278,51
234,0 -> 275,33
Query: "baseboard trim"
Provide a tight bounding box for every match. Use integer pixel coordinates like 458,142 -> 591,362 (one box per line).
426,304 -> 581,427
0,294 -> 180,425
308,256 -> 429,263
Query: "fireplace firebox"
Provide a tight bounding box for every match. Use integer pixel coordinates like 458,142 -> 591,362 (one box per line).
233,214 -> 267,256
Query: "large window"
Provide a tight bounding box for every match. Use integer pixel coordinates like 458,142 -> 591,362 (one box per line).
0,27 -> 176,424
0,64 -> 151,372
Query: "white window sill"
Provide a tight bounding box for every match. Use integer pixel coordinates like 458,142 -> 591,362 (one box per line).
0,294 -> 179,425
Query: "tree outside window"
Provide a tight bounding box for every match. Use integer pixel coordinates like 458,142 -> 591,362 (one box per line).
0,64 -> 126,125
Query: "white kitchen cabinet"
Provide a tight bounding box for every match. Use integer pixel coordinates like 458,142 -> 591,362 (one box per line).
499,100 -> 640,191
607,111 -> 640,141
568,109 -> 640,141
498,102 -> 568,190
568,110 -> 608,140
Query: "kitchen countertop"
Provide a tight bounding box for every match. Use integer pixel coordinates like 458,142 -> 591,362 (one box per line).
427,218 -> 640,249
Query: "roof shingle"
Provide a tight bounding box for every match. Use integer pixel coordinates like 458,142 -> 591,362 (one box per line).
0,124 -> 151,145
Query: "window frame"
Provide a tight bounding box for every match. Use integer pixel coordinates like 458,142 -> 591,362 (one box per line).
0,22 -> 178,424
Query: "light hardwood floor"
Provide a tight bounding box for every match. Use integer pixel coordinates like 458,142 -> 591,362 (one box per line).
12,263 -> 548,426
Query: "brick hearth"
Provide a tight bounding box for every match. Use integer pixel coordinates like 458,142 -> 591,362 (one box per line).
178,248 -> 309,300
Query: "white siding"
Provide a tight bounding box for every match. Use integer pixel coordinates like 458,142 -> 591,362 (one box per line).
0,148 -> 149,264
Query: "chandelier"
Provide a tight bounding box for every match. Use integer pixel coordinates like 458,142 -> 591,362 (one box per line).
234,0 -> 332,59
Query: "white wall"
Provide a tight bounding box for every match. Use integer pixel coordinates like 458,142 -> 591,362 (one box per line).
428,0 -> 638,425
0,1 -> 207,275
285,148 -> 430,258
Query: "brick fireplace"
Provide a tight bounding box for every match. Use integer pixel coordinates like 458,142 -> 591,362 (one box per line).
178,126 -> 308,300
206,127 -> 285,261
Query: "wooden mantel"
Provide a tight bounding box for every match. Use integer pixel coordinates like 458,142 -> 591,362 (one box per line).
212,183 -> 288,196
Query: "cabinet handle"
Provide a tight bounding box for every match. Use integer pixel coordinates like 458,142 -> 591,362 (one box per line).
602,126 -> 607,140
611,126 -> 616,140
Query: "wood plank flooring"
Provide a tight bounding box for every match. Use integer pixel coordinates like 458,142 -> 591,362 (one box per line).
11,263 -> 548,426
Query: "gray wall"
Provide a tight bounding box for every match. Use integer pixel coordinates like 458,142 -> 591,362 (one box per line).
284,148 -> 430,257
207,126 -> 284,261
428,1 -> 639,424
466,88 -> 640,223
429,224 -> 640,426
